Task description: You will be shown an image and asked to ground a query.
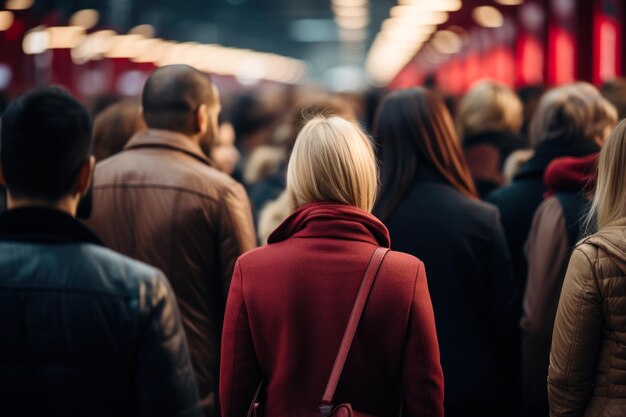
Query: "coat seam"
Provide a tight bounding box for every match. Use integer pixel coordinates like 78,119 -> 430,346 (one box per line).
556,248 -> 596,414
94,183 -> 220,203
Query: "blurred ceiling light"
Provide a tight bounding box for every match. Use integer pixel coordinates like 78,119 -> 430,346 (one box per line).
0,11 -> 14,31
495,0 -> 524,5
473,6 -> 504,28
431,29 -> 463,54
332,5 -> 369,18
105,34 -> 143,58
5,0 -> 34,10
235,55 -> 266,85
47,26 -> 87,49
397,0 -> 461,11
71,29 -> 116,63
23,27 -> 50,54
70,9 -> 99,30
382,17 -> 440,31
380,28 -> 432,43
388,9 -> 448,24
130,24 -> 155,38
131,38 -> 167,63
332,0 -> 368,7
335,15 -> 369,29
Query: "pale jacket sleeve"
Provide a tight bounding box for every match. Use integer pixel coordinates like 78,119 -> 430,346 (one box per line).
548,246 -> 603,417
522,198 -> 571,404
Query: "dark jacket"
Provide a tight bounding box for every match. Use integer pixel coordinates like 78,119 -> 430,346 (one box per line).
89,129 -> 257,416
0,207 -> 201,417
384,165 -> 519,416
247,163 -> 286,220
486,138 -> 600,293
521,154 -> 598,417
220,202 -> 444,417
462,130 -> 526,198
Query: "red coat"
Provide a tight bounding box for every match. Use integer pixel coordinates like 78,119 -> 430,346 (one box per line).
220,202 -> 444,417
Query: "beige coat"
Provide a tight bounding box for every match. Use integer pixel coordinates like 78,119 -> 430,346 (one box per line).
523,197 -> 571,408
549,219 -> 626,416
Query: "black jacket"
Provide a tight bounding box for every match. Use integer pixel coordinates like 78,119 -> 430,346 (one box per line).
486,138 -> 600,292
383,166 -> 519,415
0,207 -> 201,417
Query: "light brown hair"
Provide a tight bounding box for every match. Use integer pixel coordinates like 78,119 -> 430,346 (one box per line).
457,81 -> 523,138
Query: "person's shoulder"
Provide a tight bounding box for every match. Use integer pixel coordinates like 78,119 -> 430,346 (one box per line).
448,192 -> 500,221
384,250 -> 423,271
237,243 -> 284,267
486,183 -> 516,205
78,244 -> 166,293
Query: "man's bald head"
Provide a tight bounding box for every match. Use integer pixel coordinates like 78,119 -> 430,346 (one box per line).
142,65 -> 218,136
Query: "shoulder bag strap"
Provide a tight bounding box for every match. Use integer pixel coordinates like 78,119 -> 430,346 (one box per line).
320,247 -> 390,415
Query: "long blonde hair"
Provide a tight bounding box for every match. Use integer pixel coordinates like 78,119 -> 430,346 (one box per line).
287,116 -> 378,212
586,119 -> 626,232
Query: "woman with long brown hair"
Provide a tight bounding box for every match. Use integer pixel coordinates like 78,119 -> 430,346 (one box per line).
374,87 -> 519,417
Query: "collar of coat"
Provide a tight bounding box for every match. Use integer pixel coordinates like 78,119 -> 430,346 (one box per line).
124,129 -> 215,166
514,137 -> 600,182
268,201 -> 391,247
0,206 -> 104,246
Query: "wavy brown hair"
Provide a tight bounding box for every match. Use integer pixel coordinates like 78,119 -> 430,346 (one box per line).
373,87 -> 478,220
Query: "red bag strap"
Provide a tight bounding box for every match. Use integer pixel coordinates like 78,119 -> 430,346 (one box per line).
320,247 -> 389,414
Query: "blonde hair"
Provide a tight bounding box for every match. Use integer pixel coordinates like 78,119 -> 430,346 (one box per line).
586,119 -> 626,231
287,116 -> 378,212
530,83 -> 617,146
457,81 -> 523,137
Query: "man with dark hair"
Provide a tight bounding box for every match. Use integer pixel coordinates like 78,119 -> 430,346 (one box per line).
0,87 -> 201,417
89,65 -> 256,417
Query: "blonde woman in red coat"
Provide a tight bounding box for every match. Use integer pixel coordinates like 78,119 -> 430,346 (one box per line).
220,116 -> 444,417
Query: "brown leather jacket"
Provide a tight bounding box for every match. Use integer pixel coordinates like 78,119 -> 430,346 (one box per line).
89,129 -> 256,416
549,220 -> 626,416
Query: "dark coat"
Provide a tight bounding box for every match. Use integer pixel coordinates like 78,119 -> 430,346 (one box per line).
462,130 -> 526,199
220,202 -> 444,417
89,129 -> 257,416
0,207 -> 201,417
521,153 -> 598,417
384,166 -> 519,415
247,163 -> 286,221
486,138 -> 600,293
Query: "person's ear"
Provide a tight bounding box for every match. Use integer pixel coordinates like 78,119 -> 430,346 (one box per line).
196,104 -> 209,135
0,164 -> 5,186
76,156 -> 95,197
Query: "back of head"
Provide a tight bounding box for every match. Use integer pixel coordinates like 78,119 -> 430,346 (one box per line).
0,87 -> 92,203
601,78 -> 626,121
142,64 -> 217,136
93,100 -> 145,161
530,82 -> 617,146
285,95 -> 356,154
457,81 -> 523,138
229,93 -> 279,150
373,87 -> 477,220
587,119 -> 626,231
287,116 -> 377,212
